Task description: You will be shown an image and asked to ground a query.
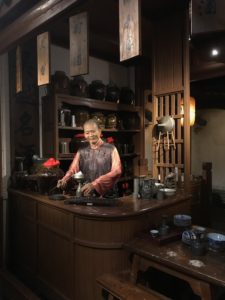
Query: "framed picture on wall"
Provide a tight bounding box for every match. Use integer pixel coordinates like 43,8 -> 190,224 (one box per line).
37,31 -> 50,86
69,12 -> 89,76
119,0 -> 141,62
16,45 -> 22,93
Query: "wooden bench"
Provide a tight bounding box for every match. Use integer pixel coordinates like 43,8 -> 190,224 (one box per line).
97,270 -> 171,300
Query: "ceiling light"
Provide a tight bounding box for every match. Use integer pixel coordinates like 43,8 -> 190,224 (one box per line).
211,49 -> 219,56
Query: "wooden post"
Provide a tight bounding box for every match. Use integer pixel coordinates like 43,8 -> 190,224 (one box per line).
201,162 -> 212,226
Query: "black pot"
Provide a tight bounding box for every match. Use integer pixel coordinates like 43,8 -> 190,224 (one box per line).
105,84 -> 120,102
119,87 -> 135,105
89,80 -> 106,100
70,75 -> 89,97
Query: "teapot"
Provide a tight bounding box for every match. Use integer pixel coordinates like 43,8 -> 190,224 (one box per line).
140,178 -> 157,199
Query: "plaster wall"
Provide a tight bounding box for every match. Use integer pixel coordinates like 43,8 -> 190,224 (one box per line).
50,44 -> 134,87
191,109 -> 225,190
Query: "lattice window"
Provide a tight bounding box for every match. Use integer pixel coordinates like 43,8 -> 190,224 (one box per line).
152,91 -> 184,183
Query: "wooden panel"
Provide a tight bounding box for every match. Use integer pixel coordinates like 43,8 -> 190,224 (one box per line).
38,227 -> 73,299
38,203 -> 73,237
153,14 -> 183,94
42,95 -> 57,158
74,245 -> 129,300
152,7 -> 190,186
74,216 -> 147,246
14,218 -> 37,273
9,42 -> 39,159
9,194 -> 37,274
69,11 -> 89,76
119,0 -> 141,61
37,32 -> 50,86
16,193 -> 36,219
16,45 -> 22,93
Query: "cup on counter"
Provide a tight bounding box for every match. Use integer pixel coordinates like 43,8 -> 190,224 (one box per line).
150,229 -> 159,238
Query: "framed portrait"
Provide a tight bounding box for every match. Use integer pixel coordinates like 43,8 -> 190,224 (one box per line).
16,45 -> 22,93
69,12 -> 89,76
37,31 -> 50,86
119,0 -> 141,61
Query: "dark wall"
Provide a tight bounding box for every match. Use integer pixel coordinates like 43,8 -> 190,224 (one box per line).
9,38 -> 39,170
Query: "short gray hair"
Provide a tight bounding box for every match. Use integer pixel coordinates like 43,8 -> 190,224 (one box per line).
83,118 -> 100,129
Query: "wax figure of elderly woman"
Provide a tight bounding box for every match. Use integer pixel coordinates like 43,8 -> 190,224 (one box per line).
57,119 -> 122,196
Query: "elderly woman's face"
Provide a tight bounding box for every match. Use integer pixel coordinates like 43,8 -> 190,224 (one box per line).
84,122 -> 101,145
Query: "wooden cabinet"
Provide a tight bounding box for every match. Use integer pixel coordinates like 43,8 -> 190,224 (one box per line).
8,189 -> 191,300
42,93 -> 144,192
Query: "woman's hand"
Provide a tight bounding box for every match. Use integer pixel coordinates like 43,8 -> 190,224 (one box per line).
81,183 -> 94,196
57,179 -> 67,189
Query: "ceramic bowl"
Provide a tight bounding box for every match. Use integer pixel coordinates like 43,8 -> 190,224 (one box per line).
159,188 -> 176,197
155,183 -> 164,188
207,233 -> 225,251
173,214 -> 192,227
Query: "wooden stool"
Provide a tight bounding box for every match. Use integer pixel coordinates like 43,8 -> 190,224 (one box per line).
97,270 -> 171,300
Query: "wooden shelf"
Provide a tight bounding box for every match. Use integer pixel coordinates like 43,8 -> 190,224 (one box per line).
58,126 -> 140,133
55,93 -> 141,112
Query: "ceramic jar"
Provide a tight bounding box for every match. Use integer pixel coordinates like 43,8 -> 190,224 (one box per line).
75,110 -> 90,127
70,75 -> 89,97
106,114 -> 117,129
91,112 -> 106,128
49,71 -> 70,94
89,80 -> 106,100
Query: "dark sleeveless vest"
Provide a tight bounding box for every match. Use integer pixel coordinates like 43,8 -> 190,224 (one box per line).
79,142 -> 114,182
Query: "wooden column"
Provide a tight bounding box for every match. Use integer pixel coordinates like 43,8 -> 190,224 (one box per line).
152,1 -> 191,189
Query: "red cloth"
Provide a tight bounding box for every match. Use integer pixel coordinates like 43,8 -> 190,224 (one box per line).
43,158 -> 60,167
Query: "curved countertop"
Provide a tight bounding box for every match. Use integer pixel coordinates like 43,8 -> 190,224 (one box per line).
9,188 -> 191,219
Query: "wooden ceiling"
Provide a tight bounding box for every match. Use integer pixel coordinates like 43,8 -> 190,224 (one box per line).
1,0 -> 225,108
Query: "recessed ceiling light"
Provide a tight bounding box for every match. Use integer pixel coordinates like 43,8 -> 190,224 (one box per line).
211,49 -> 219,56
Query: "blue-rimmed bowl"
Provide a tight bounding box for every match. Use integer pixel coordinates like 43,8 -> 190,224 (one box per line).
173,214 -> 192,227
207,232 -> 225,251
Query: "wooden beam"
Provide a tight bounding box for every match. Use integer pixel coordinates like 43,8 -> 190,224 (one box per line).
183,3 -> 190,192
0,0 -> 86,55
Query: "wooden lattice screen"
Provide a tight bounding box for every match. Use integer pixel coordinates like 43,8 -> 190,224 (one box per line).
152,91 -> 184,183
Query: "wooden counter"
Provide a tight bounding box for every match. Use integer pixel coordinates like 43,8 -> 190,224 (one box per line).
8,189 -> 191,300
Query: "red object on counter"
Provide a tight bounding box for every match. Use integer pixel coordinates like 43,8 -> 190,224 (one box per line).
43,158 -> 60,167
